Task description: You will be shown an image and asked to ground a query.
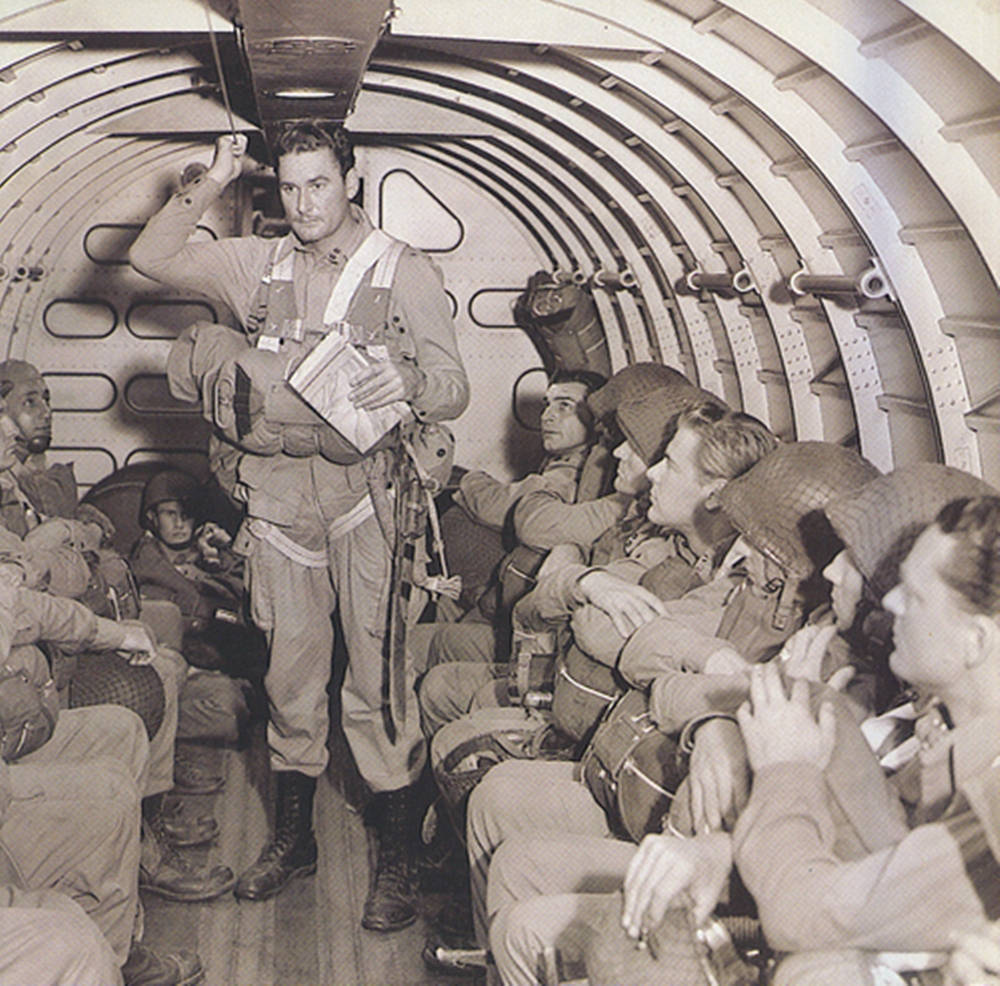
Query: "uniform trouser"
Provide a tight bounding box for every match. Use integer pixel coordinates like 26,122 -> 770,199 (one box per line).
420,661 -> 507,738
139,599 -> 186,798
429,622 -> 497,667
771,951 -> 887,986
489,856 -> 924,986
466,758 -> 610,947
3,706 -> 146,963
248,514 -> 425,790
0,887 -> 122,986
417,621 -> 499,736
146,649 -> 184,797
488,833 -> 634,986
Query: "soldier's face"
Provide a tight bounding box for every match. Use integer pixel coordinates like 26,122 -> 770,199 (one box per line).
540,382 -> 591,455
152,500 -> 195,548
5,377 -> 52,455
645,424 -> 711,529
823,549 -> 865,631
278,148 -> 358,244
612,441 -> 649,496
884,525 -> 967,695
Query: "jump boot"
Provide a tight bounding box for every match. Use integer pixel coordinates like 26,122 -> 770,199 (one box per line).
234,770 -> 318,900
361,785 -> 418,932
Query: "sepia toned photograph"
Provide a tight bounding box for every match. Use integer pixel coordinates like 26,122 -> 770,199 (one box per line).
0,1 -> 997,983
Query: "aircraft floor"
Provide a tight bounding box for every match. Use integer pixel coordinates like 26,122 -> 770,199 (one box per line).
142,724 -> 477,986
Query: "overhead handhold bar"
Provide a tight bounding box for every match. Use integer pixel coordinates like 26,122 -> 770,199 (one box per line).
788,260 -> 893,300
591,268 -> 637,291
686,267 -> 755,294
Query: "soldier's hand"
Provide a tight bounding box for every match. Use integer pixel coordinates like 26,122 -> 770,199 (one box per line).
206,134 -> 248,187
578,571 -> 666,638
622,831 -> 732,938
116,620 -> 157,666
688,718 -> 750,833
737,664 -> 836,772
350,359 -> 425,410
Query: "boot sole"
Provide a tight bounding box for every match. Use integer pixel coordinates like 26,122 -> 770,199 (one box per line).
233,861 -> 317,901
139,876 -> 237,903
361,908 -> 418,933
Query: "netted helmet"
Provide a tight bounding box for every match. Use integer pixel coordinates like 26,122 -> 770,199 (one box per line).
719,441 -> 881,581
69,653 -> 165,740
615,383 -> 703,466
588,362 -> 694,422
825,462 -> 998,602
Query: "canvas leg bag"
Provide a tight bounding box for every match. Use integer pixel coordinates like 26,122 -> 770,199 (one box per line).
551,642 -> 624,744
580,688 -> 687,842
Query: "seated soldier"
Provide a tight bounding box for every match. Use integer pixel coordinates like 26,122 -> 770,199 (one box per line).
469,440 -> 879,981
453,369 -> 608,536
490,464 -> 997,986
0,573 -> 211,985
418,380 -> 711,739
0,887 -> 122,986
130,466 -> 266,681
0,360 -> 230,794
416,368 -> 609,674
731,494 -> 1000,986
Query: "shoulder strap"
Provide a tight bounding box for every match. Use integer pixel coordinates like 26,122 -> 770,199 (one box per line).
372,238 -> 407,290
323,228 -> 395,325
269,235 -> 295,281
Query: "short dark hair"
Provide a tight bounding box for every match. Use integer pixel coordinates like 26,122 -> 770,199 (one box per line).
548,368 -> 607,396
272,121 -> 355,177
934,495 -> 1000,616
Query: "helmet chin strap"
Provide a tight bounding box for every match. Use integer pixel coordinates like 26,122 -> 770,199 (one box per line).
163,538 -> 196,554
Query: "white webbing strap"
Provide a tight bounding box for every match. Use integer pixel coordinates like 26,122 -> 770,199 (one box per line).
247,518 -> 328,568
322,229 -> 394,325
326,492 -> 376,541
270,236 -> 295,282
371,239 -> 406,290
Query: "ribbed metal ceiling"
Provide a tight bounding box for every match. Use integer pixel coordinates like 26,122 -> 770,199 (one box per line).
0,0 -> 997,483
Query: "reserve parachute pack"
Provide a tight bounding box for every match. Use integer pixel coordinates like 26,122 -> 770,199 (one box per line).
167,229 -> 407,460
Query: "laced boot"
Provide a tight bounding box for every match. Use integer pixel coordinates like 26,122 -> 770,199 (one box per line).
234,770 -> 317,901
144,794 -> 218,849
139,817 -> 236,902
361,785 -> 418,932
122,942 -> 204,986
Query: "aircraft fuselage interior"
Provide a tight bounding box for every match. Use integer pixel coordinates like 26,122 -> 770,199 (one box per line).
1,0 -> 998,984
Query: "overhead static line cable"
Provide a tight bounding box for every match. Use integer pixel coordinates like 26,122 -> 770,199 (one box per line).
202,0 -> 237,138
